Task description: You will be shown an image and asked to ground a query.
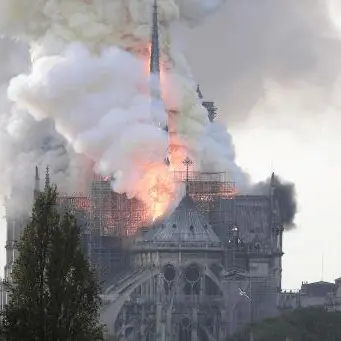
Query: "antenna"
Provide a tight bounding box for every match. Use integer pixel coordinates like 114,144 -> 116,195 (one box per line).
321,253 -> 324,281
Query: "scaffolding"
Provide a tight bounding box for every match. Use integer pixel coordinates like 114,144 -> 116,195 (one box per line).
173,170 -> 236,204
173,170 -> 236,222
59,171 -> 236,238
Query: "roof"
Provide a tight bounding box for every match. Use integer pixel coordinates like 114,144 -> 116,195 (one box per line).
301,281 -> 336,297
212,195 -> 271,242
141,195 -> 220,244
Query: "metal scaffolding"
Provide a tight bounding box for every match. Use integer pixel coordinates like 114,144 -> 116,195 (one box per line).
58,170 -> 237,238
59,176 -> 149,238
174,170 -> 236,222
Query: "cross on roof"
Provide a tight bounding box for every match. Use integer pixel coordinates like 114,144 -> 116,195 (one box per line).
182,156 -> 193,196
182,156 -> 193,168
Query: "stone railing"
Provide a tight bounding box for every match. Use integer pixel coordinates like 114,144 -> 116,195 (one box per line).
134,241 -> 222,250
119,294 -> 224,306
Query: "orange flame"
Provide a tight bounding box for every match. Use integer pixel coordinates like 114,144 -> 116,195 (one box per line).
135,162 -> 177,221
139,42 -> 187,220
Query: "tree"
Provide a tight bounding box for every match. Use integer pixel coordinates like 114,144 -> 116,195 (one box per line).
227,307 -> 341,341
1,185 -> 104,341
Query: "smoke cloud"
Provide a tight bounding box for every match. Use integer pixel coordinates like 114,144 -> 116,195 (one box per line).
0,39 -> 93,211
0,0 -> 231,214
252,175 -> 297,230
0,0 -> 314,228
186,0 -> 341,124
181,0 -> 341,229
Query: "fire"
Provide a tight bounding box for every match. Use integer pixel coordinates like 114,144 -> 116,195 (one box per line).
135,162 -> 177,221
138,43 -> 187,220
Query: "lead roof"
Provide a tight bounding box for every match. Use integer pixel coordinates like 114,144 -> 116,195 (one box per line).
142,194 -> 221,243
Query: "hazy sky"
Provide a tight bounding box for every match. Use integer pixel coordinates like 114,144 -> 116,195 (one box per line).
184,0 -> 341,288
0,0 -> 341,289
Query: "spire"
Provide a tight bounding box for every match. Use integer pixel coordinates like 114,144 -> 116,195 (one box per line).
182,157 -> 193,196
270,172 -> 275,186
150,0 -> 160,77
270,171 -> 276,201
34,166 -> 40,192
45,166 -> 50,190
149,0 -> 169,165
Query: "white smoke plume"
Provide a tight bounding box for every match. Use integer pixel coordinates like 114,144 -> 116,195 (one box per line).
0,0 -> 233,213
0,39 -> 93,212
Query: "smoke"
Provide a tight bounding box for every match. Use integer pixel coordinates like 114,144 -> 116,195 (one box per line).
186,0 -> 341,124
0,38 -> 92,211
175,0 -> 226,25
179,0 -> 341,229
252,175 -> 297,230
0,0 -> 232,214
0,0 -> 302,228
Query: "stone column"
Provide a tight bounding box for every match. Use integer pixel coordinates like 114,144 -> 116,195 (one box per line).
192,307 -> 198,341
140,304 -> 146,341
156,273 -> 164,341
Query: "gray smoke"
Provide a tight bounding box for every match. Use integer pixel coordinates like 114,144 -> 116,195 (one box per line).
2,0 -> 336,225
252,175 -> 297,230
185,0 -> 341,124
182,0 -> 341,229
0,39 -> 90,212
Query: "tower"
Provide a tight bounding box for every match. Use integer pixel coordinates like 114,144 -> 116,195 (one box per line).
196,85 -> 217,122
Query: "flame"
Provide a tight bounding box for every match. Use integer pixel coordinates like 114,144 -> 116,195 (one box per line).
134,162 -> 177,221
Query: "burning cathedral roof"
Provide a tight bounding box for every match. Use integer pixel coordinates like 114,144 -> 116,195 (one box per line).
138,194 -> 221,245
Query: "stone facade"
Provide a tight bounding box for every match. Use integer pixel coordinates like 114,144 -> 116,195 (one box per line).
101,182 -> 284,340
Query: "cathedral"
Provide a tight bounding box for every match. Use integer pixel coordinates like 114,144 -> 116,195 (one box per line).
4,161 -> 284,340
99,169 -> 283,340
100,4 -> 283,337
3,1 -> 285,340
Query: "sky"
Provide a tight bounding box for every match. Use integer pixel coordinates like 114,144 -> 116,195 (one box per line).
0,0 -> 341,289
182,0 -> 341,288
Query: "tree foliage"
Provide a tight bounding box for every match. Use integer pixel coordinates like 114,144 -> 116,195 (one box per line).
228,307 -> 341,341
1,186 -> 104,341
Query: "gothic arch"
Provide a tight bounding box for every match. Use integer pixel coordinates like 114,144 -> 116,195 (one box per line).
101,265 -> 226,335
204,266 -> 225,296
101,267 -> 161,333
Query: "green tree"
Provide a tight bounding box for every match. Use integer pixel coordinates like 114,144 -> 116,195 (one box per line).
228,307 -> 341,341
1,185 -> 104,341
